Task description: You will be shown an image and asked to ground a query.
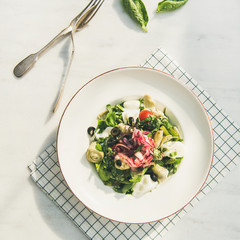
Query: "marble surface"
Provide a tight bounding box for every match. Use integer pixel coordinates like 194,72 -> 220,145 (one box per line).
0,0 -> 240,239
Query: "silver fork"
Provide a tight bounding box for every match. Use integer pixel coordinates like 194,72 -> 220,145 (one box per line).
13,0 -> 104,78
13,0 -> 104,113
51,0 -> 104,113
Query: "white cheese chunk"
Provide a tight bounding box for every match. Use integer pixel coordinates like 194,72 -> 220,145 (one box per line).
132,175 -> 158,198
122,100 -> 140,124
161,141 -> 184,158
123,100 -> 140,109
95,127 -> 113,139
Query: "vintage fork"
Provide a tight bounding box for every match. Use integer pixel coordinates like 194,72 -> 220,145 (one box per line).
13,0 -> 104,112
51,0 -> 104,113
13,0 -> 104,78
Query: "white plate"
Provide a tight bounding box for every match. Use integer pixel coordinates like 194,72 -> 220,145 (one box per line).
57,67 -> 214,224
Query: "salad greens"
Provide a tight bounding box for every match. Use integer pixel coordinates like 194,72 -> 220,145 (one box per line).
86,95 -> 184,196
97,103 -> 124,133
121,0 -> 188,32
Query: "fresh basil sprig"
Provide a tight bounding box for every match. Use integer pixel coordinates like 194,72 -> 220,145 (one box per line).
121,0 -> 149,32
121,0 -> 188,32
157,0 -> 188,13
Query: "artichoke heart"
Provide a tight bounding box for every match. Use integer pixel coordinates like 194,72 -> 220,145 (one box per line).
152,164 -> 169,182
143,94 -> 155,109
86,142 -> 104,163
154,130 -> 163,148
143,94 -> 165,117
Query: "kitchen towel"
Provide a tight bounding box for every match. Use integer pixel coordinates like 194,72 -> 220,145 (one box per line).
29,48 -> 240,240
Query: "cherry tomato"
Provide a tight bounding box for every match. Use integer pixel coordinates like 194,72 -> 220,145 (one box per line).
139,110 -> 153,121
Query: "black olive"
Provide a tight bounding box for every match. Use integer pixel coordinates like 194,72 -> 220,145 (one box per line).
150,173 -> 158,182
87,127 -> 95,136
111,127 -> 121,137
128,117 -> 134,126
116,160 -> 122,167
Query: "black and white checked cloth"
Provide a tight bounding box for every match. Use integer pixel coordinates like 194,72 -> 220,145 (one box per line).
29,48 -> 240,240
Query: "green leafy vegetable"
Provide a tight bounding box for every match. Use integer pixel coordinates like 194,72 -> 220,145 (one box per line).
139,98 -> 145,111
120,0 -> 188,32
138,115 -> 162,132
98,163 -> 111,182
157,0 -> 188,13
96,120 -> 107,134
95,143 -> 102,152
105,112 -> 117,127
121,0 -> 149,32
162,157 -> 183,174
96,103 -> 123,133
130,167 -> 148,183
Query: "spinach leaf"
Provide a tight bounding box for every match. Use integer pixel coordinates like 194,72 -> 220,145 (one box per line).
121,0 -> 149,32
157,0 -> 188,13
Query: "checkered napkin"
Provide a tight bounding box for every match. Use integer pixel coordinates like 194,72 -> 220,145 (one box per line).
29,48 -> 240,240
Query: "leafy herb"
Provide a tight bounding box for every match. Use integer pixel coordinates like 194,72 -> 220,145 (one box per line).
96,120 -> 107,133
129,167 -> 148,183
96,103 -> 123,133
157,0 -> 188,13
162,157 -> 183,174
120,0 -> 188,32
106,104 -> 124,113
139,98 -> 145,111
105,112 -> 117,127
138,115 -> 162,131
121,0 -> 149,32
95,143 -> 103,152
161,118 -> 173,130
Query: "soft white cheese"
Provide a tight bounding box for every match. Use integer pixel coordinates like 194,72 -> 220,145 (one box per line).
122,100 -> 140,124
132,175 -> 158,198
161,141 -> 184,158
123,100 -> 140,109
95,127 -> 113,139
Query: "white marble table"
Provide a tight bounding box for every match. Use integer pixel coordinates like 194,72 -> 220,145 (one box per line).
1,0 -> 240,239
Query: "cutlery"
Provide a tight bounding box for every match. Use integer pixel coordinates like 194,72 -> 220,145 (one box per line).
13,0 -> 104,113
51,0 -> 104,113
13,0 -> 104,78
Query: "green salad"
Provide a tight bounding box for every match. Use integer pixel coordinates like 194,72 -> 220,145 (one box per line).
86,95 -> 184,197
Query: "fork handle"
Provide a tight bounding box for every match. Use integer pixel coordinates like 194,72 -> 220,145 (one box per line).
13,54 -> 38,78
13,27 -> 70,78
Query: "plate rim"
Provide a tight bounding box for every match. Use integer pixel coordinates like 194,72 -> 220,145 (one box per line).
56,66 -> 215,224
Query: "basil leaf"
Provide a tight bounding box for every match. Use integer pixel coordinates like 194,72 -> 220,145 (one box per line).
121,0 -> 149,32
157,0 -> 188,13
95,143 -> 103,152
105,112 -> 117,127
164,158 -> 176,164
96,119 -> 107,133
